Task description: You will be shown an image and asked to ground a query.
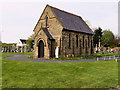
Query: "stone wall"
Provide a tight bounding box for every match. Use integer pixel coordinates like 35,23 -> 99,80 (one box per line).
34,5 -> 63,59
34,30 -> 50,59
34,5 -> 93,59
60,30 -> 93,57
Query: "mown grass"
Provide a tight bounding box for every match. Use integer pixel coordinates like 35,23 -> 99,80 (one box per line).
2,52 -> 33,55
0,53 -> 1,89
2,54 -> 118,88
26,55 -> 33,59
2,54 -> 13,59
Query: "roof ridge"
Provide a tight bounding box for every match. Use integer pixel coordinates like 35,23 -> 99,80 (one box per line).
48,5 -> 81,18
20,39 -> 26,40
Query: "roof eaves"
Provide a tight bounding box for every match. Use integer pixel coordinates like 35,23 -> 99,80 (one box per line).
33,5 -> 49,32
79,17 -> 94,34
63,28 -> 93,35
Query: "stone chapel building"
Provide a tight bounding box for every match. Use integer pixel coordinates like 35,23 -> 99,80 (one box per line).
33,4 -> 94,59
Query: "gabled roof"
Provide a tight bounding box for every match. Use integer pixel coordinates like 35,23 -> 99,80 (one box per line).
49,5 -> 93,35
20,39 -> 26,44
42,28 -> 54,40
20,39 -> 34,45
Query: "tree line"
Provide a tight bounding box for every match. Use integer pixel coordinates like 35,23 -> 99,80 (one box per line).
93,27 -> 120,48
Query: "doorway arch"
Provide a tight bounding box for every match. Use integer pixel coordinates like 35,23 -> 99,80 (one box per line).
38,40 -> 44,58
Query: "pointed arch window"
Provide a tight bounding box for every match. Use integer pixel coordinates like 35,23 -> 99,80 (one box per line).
88,36 -> 89,48
46,16 -> 48,27
69,34 -> 71,48
59,38 -> 61,55
76,35 -> 78,48
83,36 -> 84,48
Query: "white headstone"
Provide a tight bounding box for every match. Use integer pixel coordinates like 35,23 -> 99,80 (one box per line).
98,39 -> 101,52
96,44 -> 98,53
55,46 -> 59,58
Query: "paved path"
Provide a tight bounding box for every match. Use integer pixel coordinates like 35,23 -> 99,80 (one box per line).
3,53 -> 120,63
3,53 -> 98,63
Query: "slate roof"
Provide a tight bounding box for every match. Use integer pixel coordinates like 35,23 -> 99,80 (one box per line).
20,39 -> 34,44
50,5 -> 93,35
42,28 -> 55,40
31,40 -> 34,45
20,39 -> 26,44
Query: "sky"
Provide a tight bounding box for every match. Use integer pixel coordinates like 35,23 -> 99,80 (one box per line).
119,1 -> 120,37
0,0 -> 119,43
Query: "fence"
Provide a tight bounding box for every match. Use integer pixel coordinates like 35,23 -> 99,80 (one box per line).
96,55 -> 120,62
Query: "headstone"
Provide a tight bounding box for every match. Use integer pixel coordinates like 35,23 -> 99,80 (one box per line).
97,58 -> 99,61
96,44 -> 98,53
114,55 -> 115,59
12,44 -> 16,52
115,50 -> 118,54
104,57 -> 105,60
98,39 -> 101,52
55,46 -> 59,58
115,58 -> 117,62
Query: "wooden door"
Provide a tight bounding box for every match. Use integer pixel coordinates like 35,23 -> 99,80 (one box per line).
38,40 -> 44,58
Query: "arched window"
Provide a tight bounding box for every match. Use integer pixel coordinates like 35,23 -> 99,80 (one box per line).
69,34 -> 71,48
91,40 -> 93,54
80,39 -> 82,55
88,36 -> 89,48
83,36 -> 84,48
85,39 -> 88,54
46,16 -> 48,27
76,35 -> 78,48
59,38 -> 61,55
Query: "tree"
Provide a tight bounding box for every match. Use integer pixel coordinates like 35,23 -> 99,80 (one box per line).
0,41 -> 2,52
112,35 -> 120,47
26,34 -> 35,49
93,27 -> 103,47
101,30 -> 114,47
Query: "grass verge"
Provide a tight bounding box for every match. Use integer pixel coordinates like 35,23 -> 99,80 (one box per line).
2,55 -> 118,88
2,52 -> 33,55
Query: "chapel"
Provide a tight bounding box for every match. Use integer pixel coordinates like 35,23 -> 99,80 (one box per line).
33,5 -> 94,59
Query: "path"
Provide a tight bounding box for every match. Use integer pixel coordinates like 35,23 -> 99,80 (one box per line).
2,53 -> 120,63
3,53 -> 98,63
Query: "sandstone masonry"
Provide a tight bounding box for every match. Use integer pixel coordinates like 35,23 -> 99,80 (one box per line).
33,5 -> 94,59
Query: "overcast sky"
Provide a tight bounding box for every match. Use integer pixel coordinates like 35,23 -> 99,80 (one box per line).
0,0 -> 119,43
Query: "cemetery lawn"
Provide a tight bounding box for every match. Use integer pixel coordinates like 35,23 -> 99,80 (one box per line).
2,55 -> 118,88
2,52 -> 33,55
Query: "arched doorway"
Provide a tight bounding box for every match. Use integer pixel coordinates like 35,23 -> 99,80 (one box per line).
38,40 -> 44,58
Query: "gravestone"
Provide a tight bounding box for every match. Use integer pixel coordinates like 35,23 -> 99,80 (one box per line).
95,44 -> 98,53
12,44 -> 16,52
98,39 -> 101,52
115,50 -> 118,54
